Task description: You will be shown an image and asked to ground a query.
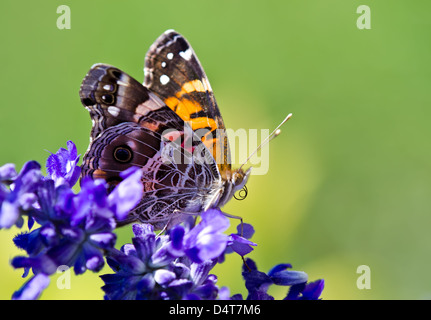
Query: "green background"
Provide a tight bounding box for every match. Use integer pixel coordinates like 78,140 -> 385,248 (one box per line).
1,0 -> 430,300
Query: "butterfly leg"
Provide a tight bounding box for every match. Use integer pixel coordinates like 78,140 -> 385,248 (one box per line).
156,218 -> 172,236
220,211 -> 244,237
219,211 -> 253,272
203,189 -> 223,212
156,210 -> 196,236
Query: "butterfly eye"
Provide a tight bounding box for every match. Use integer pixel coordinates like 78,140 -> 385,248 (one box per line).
113,146 -> 133,163
233,172 -> 244,184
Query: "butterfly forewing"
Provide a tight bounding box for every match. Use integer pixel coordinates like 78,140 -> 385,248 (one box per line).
144,30 -> 231,173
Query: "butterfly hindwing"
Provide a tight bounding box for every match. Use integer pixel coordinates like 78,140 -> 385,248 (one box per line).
82,121 -> 216,229
144,30 -> 231,172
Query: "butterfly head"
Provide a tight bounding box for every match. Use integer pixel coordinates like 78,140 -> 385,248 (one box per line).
231,167 -> 252,194
216,167 -> 252,208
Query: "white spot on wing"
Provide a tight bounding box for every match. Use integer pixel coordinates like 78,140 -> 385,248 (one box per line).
167,52 -> 174,60
160,74 -> 170,85
107,106 -> 120,117
179,48 -> 192,61
161,61 -> 166,68
117,80 -> 129,87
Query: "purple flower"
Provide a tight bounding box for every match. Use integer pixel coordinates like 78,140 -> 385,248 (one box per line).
1,141 -> 325,301
66,167 -> 143,226
100,211 -> 324,300
46,140 -> 80,187
3,142 -> 144,299
182,209 -> 230,263
107,166 -> 144,221
166,209 -> 256,264
0,163 -> 17,182
285,279 -> 325,300
240,258 -> 324,300
67,177 -> 111,226
101,211 -> 233,300
216,223 -> 256,263
12,167 -> 143,277
0,161 -> 42,229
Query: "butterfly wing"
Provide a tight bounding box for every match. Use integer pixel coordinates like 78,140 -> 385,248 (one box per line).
80,63 -> 186,140
144,30 -> 231,174
79,64 -> 220,228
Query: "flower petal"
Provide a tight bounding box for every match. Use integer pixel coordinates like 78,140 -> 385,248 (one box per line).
236,223 -> 255,239
46,141 -> 80,187
132,223 -> 154,238
0,200 -> 20,228
89,232 -> 117,249
190,260 -> 217,286
154,269 -> 176,285
270,270 -> 308,286
301,279 -> 325,300
228,234 -> 257,256
108,167 -> 143,221
268,263 -> 293,276
0,163 -> 17,181
12,273 -> 50,300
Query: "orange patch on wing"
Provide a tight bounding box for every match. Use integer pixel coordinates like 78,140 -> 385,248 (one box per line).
164,79 -> 207,119
93,169 -> 108,180
163,80 -> 229,166
178,80 -> 206,96
141,121 -> 160,131
176,99 -> 203,121
188,117 -> 216,131
165,95 -> 218,132
164,96 -> 180,110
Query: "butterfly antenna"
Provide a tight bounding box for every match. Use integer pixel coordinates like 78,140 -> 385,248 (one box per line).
239,113 -> 292,171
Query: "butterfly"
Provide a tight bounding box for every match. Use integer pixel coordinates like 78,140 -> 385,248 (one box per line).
79,30 -> 252,229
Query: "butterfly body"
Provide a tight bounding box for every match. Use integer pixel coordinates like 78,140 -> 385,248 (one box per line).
79,30 -> 250,229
